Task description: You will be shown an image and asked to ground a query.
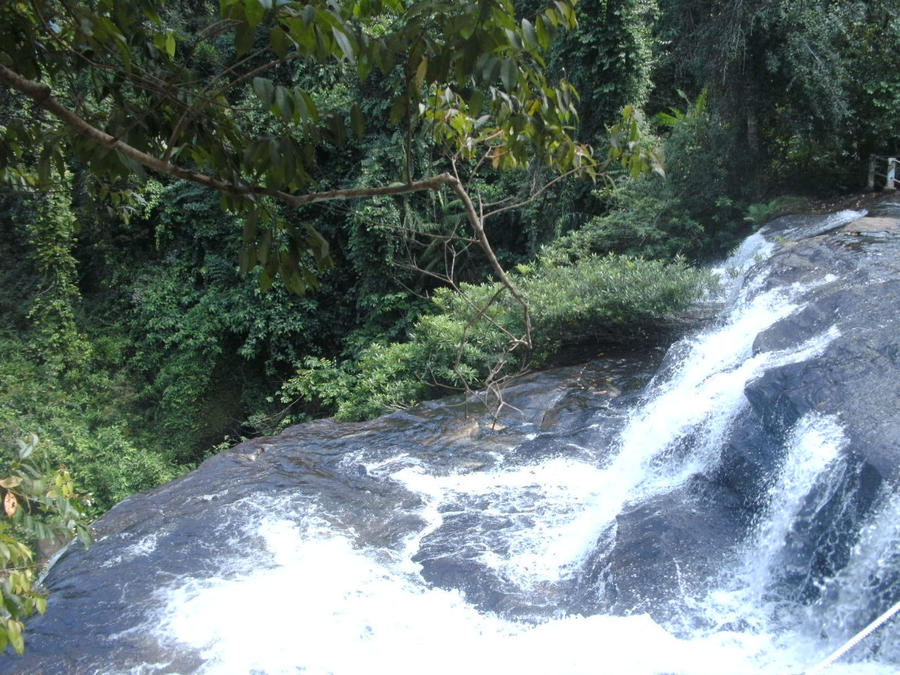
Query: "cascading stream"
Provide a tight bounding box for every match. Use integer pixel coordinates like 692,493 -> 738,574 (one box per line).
5,207 -> 896,675
138,209 -> 895,674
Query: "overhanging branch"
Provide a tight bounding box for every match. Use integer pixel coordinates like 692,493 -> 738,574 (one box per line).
0,64 -> 458,207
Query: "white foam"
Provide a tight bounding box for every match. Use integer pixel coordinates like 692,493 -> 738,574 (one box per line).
748,413 -> 847,590
390,456 -> 611,585
156,511 -> 887,675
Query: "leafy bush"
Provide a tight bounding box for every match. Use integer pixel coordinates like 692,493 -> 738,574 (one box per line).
0,335 -> 181,514
743,196 -> 810,228
548,174 -> 706,260
282,252 -> 711,421
522,252 -> 712,357
0,433 -> 90,654
547,91 -> 757,262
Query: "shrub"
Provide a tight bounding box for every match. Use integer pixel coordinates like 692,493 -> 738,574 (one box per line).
281,252 -> 711,420
0,335 -> 181,515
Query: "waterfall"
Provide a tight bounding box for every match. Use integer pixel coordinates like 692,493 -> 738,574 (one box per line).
7,208 -> 896,675
130,211 -> 894,674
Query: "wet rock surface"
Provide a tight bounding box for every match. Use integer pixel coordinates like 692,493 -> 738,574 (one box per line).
2,203 -> 899,672
717,205 -> 900,602
725,209 -> 900,487
2,357 -> 654,671
572,203 -> 900,620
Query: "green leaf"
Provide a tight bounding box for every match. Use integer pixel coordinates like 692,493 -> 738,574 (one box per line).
304,224 -> 331,268
257,228 -> 273,265
37,154 -> 51,184
270,26 -> 290,58
480,54 -> 501,83
16,437 -> 34,459
521,19 -> 537,50
235,23 -> 255,56
252,77 -> 275,105
274,85 -> 293,121
164,31 -> 176,58
286,16 -> 315,51
389,96 -> 407,125
332,27 -> 355,62
357,52 -> 372,81
116,150 -> 145,177
244,0 -> 265,28
469,90 -> 484,114
7,619 -> 23,654
500,58 -> 517,91
535,15 -> 551,49
350,103 -> 365,138
242,211 -> 259,246
458,16 -> 476,40
264,249 -> 280,282
239,246 -> 253,275
297,90 -> 319,121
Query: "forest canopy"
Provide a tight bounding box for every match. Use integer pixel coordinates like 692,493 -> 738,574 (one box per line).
1,0 -> 603,289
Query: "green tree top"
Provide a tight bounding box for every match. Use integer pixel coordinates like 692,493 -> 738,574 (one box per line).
1,0 -> 596,286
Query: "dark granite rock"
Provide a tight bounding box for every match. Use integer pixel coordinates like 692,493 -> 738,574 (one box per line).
572,475 -> 746,619
576,210 -> 900,618
3,208 -> 899,672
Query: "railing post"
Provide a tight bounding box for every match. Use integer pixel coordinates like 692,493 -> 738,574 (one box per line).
887,158 -> 897,191
868,155 -> 876,190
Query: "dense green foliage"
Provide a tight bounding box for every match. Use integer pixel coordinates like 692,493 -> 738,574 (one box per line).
0,0 -> 896,656
283,252 -> 709,420
652,0 -> 899,191
0,335 -> 181,514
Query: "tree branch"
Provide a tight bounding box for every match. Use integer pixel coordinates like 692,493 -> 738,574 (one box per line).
444,168 -> 532,351
483,166 -> 582,220
0,64 -> 459,207
1,62 -> 534,362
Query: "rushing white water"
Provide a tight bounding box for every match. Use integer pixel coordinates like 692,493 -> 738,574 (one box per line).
695,415 -> 851,647
747,414 -> 848,591
152,479 -> 893,675
141,220 -> 897,675
814,490 -> 900,663
709,208 -> 865,303
154,509 -> 706,675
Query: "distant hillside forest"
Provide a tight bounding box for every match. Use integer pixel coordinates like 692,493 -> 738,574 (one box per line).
1,0 -> 898,516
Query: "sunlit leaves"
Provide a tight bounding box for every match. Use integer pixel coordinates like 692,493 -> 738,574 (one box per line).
164,30 -> 176,58
282,250 -> 709,421
1,433 -> 91,654
607,105 -> 664,178
424,71 -> 593,178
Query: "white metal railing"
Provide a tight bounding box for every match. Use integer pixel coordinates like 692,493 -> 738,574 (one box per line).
867,154 -> 897,190
804,598 -> 900,674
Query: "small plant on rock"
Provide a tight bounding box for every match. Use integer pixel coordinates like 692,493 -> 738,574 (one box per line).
0,434 -> 90,654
